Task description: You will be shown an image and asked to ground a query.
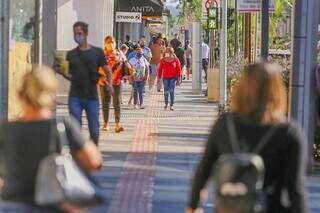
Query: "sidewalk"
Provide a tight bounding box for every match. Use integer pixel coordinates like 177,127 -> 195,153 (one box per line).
56,80 -> 320,213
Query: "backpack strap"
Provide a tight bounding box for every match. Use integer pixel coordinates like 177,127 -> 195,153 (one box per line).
227,113 -> 278,154
226,113 -> 241,153
252,125 -> 278,154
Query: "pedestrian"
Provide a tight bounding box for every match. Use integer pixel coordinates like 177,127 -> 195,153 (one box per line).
101,35 -> 132,133
119,44 -> 129,60
170,33 -> 180,49
157,47 -> 182,111
186,62 -> 306,213
129,45 -> 149,109
163,37 -> 169,47
119,44 -> 130,105
124,34 -> 134,55
150,36 -> 165,91
174,41 -> 186,81
185,40 -> 192,80
120,44 -> 133,104
202,41 -> 210,81
0,66 -> 102,212
58,21 -> 113,145
138,36 -> 152,63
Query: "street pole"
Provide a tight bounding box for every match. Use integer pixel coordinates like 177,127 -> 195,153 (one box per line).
244,13 -> 251,62
219,0 -> 227,106
234,0 -> 238,57
192,21 -> 202,95
290,0 -> 320,171
0,0 -> 9,121
261,0 -> 269,60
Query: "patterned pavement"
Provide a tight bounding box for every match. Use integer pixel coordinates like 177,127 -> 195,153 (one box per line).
1,80 -> 315,213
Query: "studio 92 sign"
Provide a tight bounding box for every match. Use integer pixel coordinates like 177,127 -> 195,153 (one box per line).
116,12 -> 142,23
237,0 -> 275,13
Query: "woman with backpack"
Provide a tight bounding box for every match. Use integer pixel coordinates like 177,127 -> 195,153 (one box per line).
157,47 -> 182,111
186,62 -> 306,213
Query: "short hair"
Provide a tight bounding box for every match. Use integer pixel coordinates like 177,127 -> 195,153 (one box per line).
19,65 -> 58,108
73,21 -> 88,34
120,44 -> 129,51
133,44 -> 141,50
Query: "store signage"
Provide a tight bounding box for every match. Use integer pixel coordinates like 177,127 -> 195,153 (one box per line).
237,0 -> 275,12
117,0 -> 163,17
116,12 -> 142,23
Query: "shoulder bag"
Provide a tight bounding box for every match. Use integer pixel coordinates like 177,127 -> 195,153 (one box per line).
35,119 -> 105,208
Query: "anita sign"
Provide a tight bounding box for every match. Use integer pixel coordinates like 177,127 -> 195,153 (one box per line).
117,0 -> 163,17
131,6 -> 155,13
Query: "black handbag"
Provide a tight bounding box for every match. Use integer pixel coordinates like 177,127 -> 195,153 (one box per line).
35,119 -> 105,208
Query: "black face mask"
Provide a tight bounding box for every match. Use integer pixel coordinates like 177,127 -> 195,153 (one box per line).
140,44 -> 145,48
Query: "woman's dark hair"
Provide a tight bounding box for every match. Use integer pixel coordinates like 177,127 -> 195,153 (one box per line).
73,21 -> 88,34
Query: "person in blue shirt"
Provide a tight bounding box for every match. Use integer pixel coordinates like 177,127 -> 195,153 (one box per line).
129,45 -> 149,109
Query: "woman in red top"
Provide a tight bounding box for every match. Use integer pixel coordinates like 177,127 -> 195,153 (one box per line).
157,47 -> 182,110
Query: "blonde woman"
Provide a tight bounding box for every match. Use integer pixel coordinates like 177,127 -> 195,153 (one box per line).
157,47 -> 182,110
186,63 -> 306,213
0,66 -> 102,211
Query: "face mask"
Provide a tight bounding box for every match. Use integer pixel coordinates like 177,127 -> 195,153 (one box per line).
140,44 -> 145,48
105,43 -> 114,51
136,52 -> 143,58
74,35 -> 86,45
164,53 -> 170,58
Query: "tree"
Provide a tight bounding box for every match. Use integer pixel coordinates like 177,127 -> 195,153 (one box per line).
178,0 -> 202,26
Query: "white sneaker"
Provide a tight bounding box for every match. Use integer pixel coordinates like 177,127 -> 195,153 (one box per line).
134,105 -> 139,109
140,105 -> 145,109
170,106 -> 174,111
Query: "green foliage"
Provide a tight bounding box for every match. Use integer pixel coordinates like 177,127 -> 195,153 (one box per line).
314,126 -> 320,163
269,0 -> 293,46
178,0 -> 202,25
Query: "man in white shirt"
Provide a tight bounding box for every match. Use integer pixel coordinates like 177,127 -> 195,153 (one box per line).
202,41 -> 210,81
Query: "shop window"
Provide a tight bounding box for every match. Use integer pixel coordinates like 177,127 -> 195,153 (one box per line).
10,0 -> 35,43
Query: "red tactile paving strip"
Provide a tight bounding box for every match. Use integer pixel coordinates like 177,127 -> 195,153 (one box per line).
107,90 -> 162,213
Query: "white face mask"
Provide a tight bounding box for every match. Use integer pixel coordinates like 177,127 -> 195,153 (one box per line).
164,53 -> 170,58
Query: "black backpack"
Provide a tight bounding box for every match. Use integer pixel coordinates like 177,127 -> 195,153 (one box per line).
214,114 -> 278,213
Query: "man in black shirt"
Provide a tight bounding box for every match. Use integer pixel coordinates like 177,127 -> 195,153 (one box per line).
60,21 -> 113,145
174,41 -> 186,80
170,33 -> 180,49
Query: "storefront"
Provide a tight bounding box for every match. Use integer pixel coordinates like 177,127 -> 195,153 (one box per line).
0,0 -> 57,120
115,0 -> 164,44
0,0 -> 10,120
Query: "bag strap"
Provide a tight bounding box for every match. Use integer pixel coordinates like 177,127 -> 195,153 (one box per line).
252,125 -> 278,153
56,118 -> 71,155
227,113 -> 278,154
48,119 -> 58,153
226,113 -> 241,153
76,47 -> 92,72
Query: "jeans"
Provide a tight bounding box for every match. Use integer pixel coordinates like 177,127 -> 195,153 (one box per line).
202,58 -> 209,81
149,63 -> 159,90
133,81 -> 145,106
163,78 -> 177,106
99,85 -> 121,124
69,96 -> 99,145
